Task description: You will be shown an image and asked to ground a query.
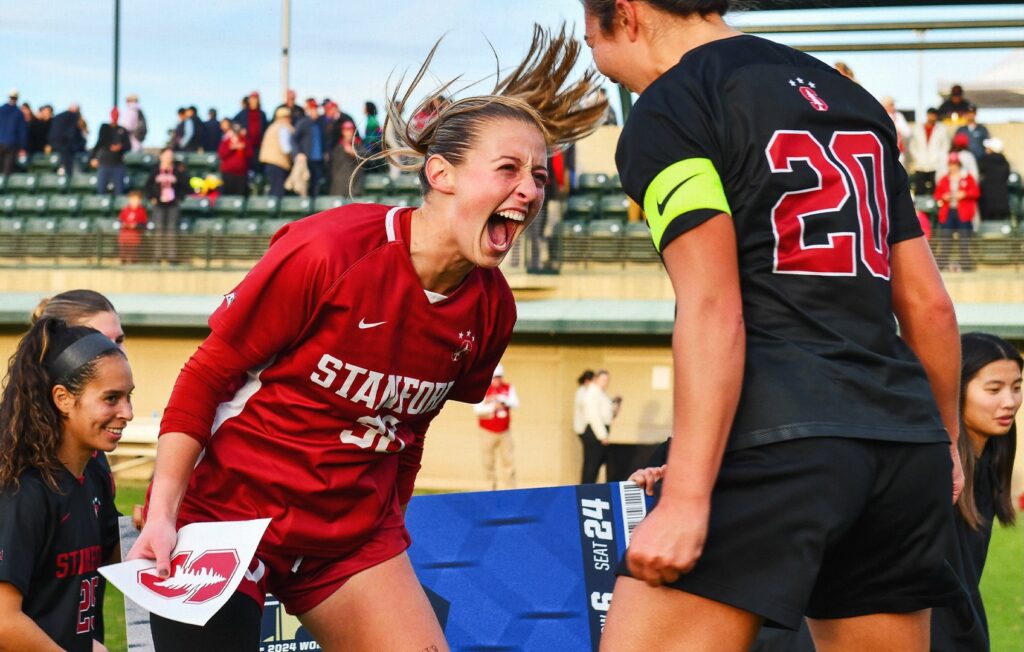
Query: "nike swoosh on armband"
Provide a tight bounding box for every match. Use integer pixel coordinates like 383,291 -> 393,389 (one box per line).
655,173 -> 699,216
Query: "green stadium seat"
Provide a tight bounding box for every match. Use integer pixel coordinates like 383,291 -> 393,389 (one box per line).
608,174 -> 624,193
599,195 -> 631,221
913,195 -> 937,216
565,195 -> 597,222
80,195 -> 113,216
123,152 -> 155,172
393,174 -> 421,197
5,173 -> 38,194
976,221 -> 1014,238
55,215 -> 96,260
112,196 -> 131,213
184,152 -> 219,174
588,218 -> 626,262
0,195 -> 16,216
213,195 -> 247,219
362,174 -> 393,198
180,196 -> 212,220
29,152 -> 61,172
47,195 -> 81,216
190,218 -> 225,235
92,215 -> 122,233
129,172 -> 149,191
552,220 -> 588,263
263,215 -> 298,235
588,219 -> 625,236
314,196 -> 347,213
38,173 -> 69,194
280,196 -> 313,219
22,216 -> 59,257
14,195 -> 48,216
246,196 -> 280,218
0,176 -> 5,193
221,217 -> 265,260
623,221 -> 658,262
70,173 -> 99,194
0,217 -> 23,257
577,172 -> 612,195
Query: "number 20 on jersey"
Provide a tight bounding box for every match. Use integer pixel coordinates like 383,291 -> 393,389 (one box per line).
767,130 -> 892,279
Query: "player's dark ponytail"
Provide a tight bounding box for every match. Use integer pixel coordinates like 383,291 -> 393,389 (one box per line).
956,333 -> 1021,530
0,318 -> 121,491
583,0 -> 732,34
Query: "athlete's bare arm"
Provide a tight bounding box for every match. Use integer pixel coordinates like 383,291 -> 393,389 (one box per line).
890,236 -> 963,502
126,433 -> 203,577
624,213 -> 745,586
0,583 -> 64,652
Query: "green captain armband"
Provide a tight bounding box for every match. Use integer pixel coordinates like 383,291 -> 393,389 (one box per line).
642,158 -> 730,253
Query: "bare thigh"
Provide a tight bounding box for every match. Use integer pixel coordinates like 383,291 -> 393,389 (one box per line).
297,552 -> 448,652
599,576 -> 762,652
807,610 -> 931,652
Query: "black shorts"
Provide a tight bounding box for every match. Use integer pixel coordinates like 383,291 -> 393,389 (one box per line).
620,437 -> 961,629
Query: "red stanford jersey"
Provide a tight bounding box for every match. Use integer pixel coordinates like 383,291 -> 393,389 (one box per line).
167,204 -> 516,557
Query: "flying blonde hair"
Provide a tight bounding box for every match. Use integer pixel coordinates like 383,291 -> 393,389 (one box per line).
374,23 -> 608,183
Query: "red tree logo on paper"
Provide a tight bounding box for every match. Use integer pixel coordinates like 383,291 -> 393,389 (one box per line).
138,549 -> 239,604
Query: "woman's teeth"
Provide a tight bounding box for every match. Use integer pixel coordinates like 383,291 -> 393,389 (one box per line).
496,210 -> 525,223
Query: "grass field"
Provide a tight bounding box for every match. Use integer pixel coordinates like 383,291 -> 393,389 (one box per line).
104,482 -> 1024,652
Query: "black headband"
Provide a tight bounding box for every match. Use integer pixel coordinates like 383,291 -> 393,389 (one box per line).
47,332 -> 119,384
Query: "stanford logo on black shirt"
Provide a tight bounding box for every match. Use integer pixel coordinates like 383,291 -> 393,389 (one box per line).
789,77 -> 828,112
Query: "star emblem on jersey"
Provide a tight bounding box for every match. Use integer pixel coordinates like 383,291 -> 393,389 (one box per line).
139,549 -> 239,604
453,331 -> 476,361
92,497 -> 101,518
789,78 -> 828,112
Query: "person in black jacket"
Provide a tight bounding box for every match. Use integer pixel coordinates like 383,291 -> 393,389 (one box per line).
145,148 -> 190,263
90,109 -> 132,195
47,103 -> 82,177
978,138 -> 1011,222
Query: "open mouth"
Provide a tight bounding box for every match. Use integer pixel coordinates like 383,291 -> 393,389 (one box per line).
486,209 -> 526,253
105,426 -> 124,440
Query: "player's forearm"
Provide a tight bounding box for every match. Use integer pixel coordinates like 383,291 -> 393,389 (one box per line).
0,614 -> 62,652
660,299 -> 744,504
897,297 -> 961,443
147,432 -> 203,522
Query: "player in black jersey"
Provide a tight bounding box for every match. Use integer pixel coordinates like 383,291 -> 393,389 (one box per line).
0,318 -> 133,651
581,2 -> 964,650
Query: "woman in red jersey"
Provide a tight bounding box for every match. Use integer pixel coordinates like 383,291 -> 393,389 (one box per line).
129,25 -> 606,651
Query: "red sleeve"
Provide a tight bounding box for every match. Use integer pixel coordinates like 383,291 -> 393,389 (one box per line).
159,331 -> 251,445
963,176 -> 980,200
208,220 -> 342,364
217,138 -> 230,159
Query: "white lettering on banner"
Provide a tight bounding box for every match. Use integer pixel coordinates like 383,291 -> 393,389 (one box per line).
581,498 -> 613,541
590,591 -> 612,612
591,541 -> 610,571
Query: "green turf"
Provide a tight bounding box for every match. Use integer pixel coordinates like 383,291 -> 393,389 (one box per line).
103,482 -> 1023,651
980,523 -> 1024,652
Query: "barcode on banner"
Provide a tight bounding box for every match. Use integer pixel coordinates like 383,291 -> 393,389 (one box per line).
619,483 -> 647,546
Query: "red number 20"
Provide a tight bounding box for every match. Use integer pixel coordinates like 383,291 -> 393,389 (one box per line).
76,577 -> 99,634
766,130 -> 891,279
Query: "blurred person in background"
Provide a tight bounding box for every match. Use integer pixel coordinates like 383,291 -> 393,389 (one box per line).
27,104 -> 52,156
328,119 -> 363,197
218,122 -> 251,197
977,138 -> 1010,223
282,88 -> 305,125
90,108 -> 132,196
908,107 -> 949,196
362,101 -> 387,173
234,92 -> 267,172
0,89 -> 27,175
474,364 -> 520,490
932,333 -> 1021,652
574,368 -> 595,448
200,108 -> 221,153
260,107 -> 294,199
951,131 -> 979,182
881,96 -> 910,166
954,105 -> 988,161
935,153 -> 979,272
293,99 -> 326,199
938,84 -> 971,123
145,148 -> 190,264
48,103 -> 83,177
119,189 -> 148,264
581,369 -> 617,484
121,93 -> 146,152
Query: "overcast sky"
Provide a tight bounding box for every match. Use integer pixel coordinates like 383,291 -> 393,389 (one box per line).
2,1 -> 1021,146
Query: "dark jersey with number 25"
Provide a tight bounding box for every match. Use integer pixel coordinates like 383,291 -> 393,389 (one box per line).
617,34 -> 947,451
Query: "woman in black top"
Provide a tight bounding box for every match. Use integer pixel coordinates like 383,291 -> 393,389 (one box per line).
0,319 -> 134,651
932,333 -> 1021,651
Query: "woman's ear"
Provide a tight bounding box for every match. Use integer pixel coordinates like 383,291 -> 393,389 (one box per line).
51,385 -> 73,418
423,154 -> 456,195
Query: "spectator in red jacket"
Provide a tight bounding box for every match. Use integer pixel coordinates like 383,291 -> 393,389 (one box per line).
218,122 -> 251,196
473,363 -> 520,490
935,154 -> 979,272
118,190 -> 148,264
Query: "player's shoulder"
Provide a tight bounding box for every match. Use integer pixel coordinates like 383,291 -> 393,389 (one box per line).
0,469 -> 51,505
471,266 -> 516,310
267,202 -> 398,264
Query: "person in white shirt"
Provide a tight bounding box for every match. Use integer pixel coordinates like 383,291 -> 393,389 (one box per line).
573,369 -> 595,439
581,369 -> 617,483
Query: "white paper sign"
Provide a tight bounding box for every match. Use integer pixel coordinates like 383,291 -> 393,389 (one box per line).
100,519 -> 271,626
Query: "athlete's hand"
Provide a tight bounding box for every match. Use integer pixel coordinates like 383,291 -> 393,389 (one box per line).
628,465 -> 667,496
93,639 -> 109,652
128,516 -> 178,578
625,496 -> 710,587
950,442 -> 965,504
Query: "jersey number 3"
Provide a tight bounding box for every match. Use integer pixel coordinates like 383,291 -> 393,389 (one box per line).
766,130 -> 891,279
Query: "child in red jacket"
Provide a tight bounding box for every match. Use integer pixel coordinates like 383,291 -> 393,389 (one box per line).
118,189 -> 148,264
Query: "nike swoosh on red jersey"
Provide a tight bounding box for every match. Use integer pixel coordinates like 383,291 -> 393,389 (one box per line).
358,319 -> 387,329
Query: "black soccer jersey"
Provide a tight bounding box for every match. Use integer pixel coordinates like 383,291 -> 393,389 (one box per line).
617,34 -> 947,450
0,462 -> 114,651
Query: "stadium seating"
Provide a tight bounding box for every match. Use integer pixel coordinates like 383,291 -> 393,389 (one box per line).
393,173 -> 421,198
123,152 -> 155,173
577,172 -> 613,196
46,195 -> 80,217
362,174 -> 393,199
246,196 -> 280,219
599,195 -> 631,221
221,216 -> 264,260
38,173 -> 68,194
314,196 -> 347,212
55,213 -> 95,259
5,173 -> 38,194
22,215 -> 59,258
213,195 -> 247,219
180,196 -> 212,220
69,173 -> 99,195
29,152 -> 60,173
15,195 -> 48,217
0,195 -> 16,216
80,195 -> 113,217
0,215 -> 21,257
280,196 -> 313,219
565,195 -> 598,222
